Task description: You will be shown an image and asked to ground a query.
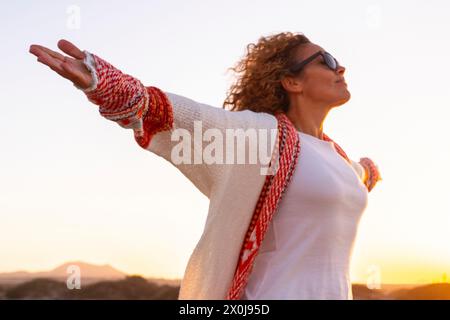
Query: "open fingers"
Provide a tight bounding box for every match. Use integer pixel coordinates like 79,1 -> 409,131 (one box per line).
36,52 -> 89,88
57,39 -> 85,60
30,44 -> 66,62
30,42 -> 92,88
36,50 -> 62,70
29,45 -> 48,59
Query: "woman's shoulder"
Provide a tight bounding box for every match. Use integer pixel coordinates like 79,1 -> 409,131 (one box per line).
164,91 -> 278,131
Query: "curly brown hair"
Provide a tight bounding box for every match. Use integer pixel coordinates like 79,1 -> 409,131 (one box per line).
223,32 -> 311,114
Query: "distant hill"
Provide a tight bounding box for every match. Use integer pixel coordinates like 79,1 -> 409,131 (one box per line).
3,276 -> 180,300
0,261 -> 181,287
352,283 -> 450,300
0,261 -> 126,285
389,283 -> 450,300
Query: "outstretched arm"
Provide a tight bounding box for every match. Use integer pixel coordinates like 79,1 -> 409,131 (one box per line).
29,40 -> 278,198
29,40 -> 165,147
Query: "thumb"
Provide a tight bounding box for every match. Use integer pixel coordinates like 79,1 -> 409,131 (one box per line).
57,39 -> 85,60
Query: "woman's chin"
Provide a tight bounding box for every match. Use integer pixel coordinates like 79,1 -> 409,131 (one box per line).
331,91 -> 351,107
343,89 -> 351,101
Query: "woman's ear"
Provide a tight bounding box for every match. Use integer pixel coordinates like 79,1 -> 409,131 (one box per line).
281,75 -> 303,94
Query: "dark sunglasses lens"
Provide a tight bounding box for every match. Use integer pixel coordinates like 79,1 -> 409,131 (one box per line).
324,53 -> 338,70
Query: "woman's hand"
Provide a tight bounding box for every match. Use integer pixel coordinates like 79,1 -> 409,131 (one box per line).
29,39 -> 93,90
359,157 -> 382,192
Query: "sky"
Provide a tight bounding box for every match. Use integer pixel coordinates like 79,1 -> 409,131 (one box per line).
1,0 -> 450,285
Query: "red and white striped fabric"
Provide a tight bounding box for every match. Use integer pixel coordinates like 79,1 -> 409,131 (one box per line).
81,51 -> 173,149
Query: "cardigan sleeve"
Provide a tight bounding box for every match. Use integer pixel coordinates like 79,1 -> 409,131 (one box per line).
77,51 -> 277,199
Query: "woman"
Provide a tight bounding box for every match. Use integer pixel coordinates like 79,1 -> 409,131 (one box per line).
29,32 -> 381,300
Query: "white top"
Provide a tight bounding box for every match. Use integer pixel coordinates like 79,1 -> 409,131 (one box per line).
242,131 -> 369,300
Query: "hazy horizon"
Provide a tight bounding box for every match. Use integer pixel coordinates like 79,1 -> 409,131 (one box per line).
0,260 -> 448,286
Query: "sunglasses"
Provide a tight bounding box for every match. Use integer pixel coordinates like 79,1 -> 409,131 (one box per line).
289,51 -> 340,74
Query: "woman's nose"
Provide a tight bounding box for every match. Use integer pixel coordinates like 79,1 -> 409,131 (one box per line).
337,65 -> 346,75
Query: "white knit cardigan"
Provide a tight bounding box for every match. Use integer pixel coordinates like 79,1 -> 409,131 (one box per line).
150,93 -> 281,299
79,52 -> 368,300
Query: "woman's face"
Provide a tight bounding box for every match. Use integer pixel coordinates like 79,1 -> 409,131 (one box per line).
291,43 -> 350,107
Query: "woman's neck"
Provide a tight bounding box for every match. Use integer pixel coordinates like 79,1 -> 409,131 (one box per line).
286,103 -> 330,139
